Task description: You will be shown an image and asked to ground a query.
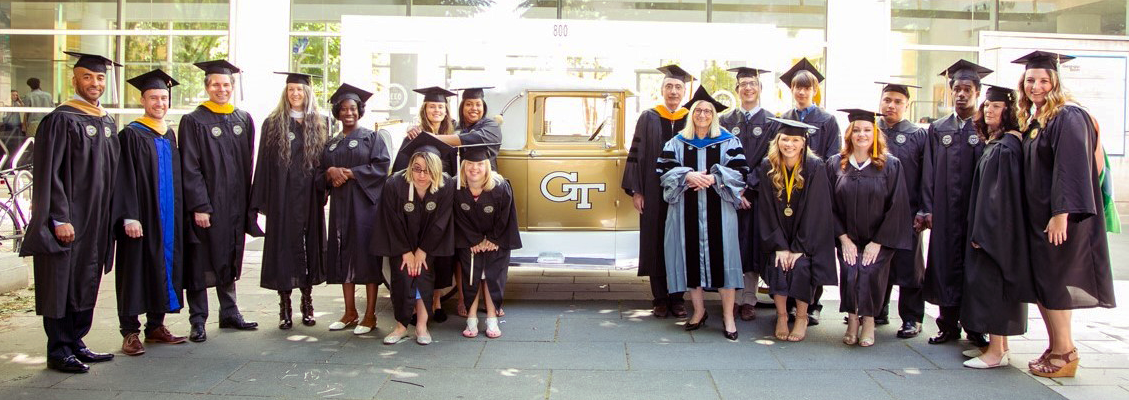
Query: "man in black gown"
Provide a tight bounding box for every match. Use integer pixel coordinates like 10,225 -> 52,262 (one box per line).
115,69 -> 189,356
622,65 -> 692,318
178,60 -> 259,342
20,52 -> 121,373
874,82 -> 928,338
920,60 -> 991,347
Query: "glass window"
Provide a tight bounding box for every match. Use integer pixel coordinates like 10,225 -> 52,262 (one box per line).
8,1 -> 119,30
892,0 -> 991,47
3,35 -> 122,108
533,94 -> 618,146
124,0 -> 230,30
291,0 -> 408,31
1000,0 -> 1126,36
563,0 -> 707,22
897,49 -> 978,123
711,0 -> 827,38
290,36 -> 342,107
123,35 -> 228,109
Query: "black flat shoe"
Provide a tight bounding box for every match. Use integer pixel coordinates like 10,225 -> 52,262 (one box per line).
875,315 -> 890,325
896,321 -> 921,339
433,308 -> 448,323
928,330 -> 960,344
74,347 -> 113,363
966,331 -> 989,348
807,309 -> 821,326
47,356 -> 88,373
189,323 -> 207,342
684,313 -> 708,331
219,315 -> 259,330
724,330 -> 738,341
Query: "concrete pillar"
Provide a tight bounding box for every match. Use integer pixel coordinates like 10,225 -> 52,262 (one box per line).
230,0 -> 291,130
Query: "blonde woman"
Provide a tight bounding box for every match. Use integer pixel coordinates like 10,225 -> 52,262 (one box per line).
250,72 -> 329,330
657,87 -> 748,341
370,133 -> 456,345
455,145 -> 521,339
1013,51 -> 1115,377
755,118 -> 835,342
826,109 -> 911,347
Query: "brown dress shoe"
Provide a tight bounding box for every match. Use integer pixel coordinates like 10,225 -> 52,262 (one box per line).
738,304 -> 757,321
145,326 -> 187,344
652,304 -> 670,318
122,333 -> 145,356
670,304 -> 689,318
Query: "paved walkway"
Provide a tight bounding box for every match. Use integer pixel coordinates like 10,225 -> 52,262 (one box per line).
0,247 -> 1126,399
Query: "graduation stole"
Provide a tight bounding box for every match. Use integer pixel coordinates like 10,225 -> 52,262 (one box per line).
202,101 -> 235,114
134,116 -> 168,135
654,105 -> 689,121
61,98 -> 107,117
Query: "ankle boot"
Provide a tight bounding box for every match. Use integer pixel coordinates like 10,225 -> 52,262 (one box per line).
300,287 -> 316,326
279,293 -> 293,330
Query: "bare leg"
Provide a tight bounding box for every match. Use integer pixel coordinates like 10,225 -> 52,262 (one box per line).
844,313 -> 859,344
1043,308 -> 1075,370
789,301 -> 809,341
1033,304 -> 1056,367
463,282 -> 481,338
484,282 -> 497,318
859,316 -> 875,346
774,295 -> 789,340
688,288 -> 706,324
455,267 -> 467,317
431,289 -> 442,313
720,288 -> 736,333
340,283 -> 358,322
415,299 -> 430,337
977,334 -> 1008,365
360,284 -> 377,328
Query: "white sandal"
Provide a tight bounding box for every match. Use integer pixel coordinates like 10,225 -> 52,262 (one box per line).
485,317 -> 502,339
462,318 -> 479,338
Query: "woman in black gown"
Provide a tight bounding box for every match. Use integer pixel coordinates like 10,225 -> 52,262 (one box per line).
827,109 -> 911,347
1014,51 -> 1116,378
318,84 -> 390,335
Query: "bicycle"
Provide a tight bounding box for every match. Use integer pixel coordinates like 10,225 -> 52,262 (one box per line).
0,137 -> 34,252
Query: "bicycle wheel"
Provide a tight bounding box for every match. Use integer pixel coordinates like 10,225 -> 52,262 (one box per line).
0,201 -> 24,252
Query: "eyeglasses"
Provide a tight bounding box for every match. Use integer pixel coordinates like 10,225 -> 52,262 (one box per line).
693,109 -> 714,115
737,82 -> 760,89
411,166 -> 428,174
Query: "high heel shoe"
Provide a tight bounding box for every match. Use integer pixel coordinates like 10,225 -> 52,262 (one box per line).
278,294 -> 293,330
684,312 -> 708,331
723,330 -> 738,341
1031,348 -> 1080,378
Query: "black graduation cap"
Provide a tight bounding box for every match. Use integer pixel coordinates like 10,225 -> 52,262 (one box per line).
682,86 -> 728,113
838,108 -> 884,123
274,71 -> 318,85
1011,50 -> 1075,71
415,86 -> 457,103
127,69 -> 179,93
329,83 -> 373,105
401,132 -> 455,159
194,59 -> 241,76
454,87 -> 494,100
779,58 -> 824,86
939,59 -> 993,82
769,117 -> 818,137
876,81 -> 921,98
728,67 -> 771,80
63,51 -> 121,73
657,65 -> 694,83
983,84 -> 1016,103
459,142 -> 498,163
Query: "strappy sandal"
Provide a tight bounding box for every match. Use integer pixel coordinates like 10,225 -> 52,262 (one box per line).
1031,348 -> 1079,378
485,317 -> 502,339
788,318 -> 808,342
462,318 -> 479,338
843,316 -> 859,345
775,315 -> 790,341
1029,349 -> 1051,368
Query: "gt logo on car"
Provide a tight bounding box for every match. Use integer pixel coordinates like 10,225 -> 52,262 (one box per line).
540,171 -> 606,210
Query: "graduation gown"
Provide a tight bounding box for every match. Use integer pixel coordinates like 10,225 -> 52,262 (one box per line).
622,106 -> 687,278
178,105 -> 257,290
250,118 -> 327,291
658,131 -> 748,292
112,122 -> 184,317
391,118 -> 501,172
370,173 -> 456,326
719,107 -> 780,274
962,133 -> 1032,335
826,154 -> 912,317
754,156 -> 836,303
879,119 -> 927,287
317,127 -> 390,284
21,103 -> 120,319
454,177 -> 523,311
1023,106 -> 1115,310
780,107 -> 840,160
920,114 -> 984,307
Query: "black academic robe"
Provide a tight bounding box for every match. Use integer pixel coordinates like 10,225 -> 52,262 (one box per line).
879,119 -> 927,287
112,122 -> 184,317
250,118 -> 327,291
920,114 -> 984,307
454,177 -> 523,311
962,133 -> 1032,335
20,104 -> 120,319
178,106 -> 257,290
754,156 -> 836,304
780,107 -> 840,160
826,154 -> 912,317
370,173 -> 456,326
317,127 -> 390,285
391,118 -> 501,173
1023,106 -> 1115,310
719,107 -> 780,274
622,107 -> 686,277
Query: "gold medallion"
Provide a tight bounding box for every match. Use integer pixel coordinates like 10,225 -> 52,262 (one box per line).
784,206 -> 794,217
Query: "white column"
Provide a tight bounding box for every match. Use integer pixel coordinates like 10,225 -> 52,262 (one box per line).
229,0 -> 291,128
824,0 -> 892,117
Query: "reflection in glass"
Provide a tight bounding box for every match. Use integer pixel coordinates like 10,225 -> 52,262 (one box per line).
124,0 -> 231,30
892,0 -> 990,47
896,49 -> 978,123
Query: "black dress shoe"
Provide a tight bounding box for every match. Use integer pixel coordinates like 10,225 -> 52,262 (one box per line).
684,313 -> 708,331
189,323 -> 207,342
966,331 -> 989,348
74,347 -> 113,363
807,309 -> 821,326
896,322 -> 922,339
47,356 -> 88,373
875,315 -> 890,325
432,308 -> 448,323
724,330 -> 739,341
410,313 -> 417,326
670,304 -> 688,318
219,315 -> 259,330
928,330 -> 960,344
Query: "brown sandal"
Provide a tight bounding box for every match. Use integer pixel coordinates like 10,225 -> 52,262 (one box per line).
1029,349 -> 1050,369
1031,348 -> 1079,378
